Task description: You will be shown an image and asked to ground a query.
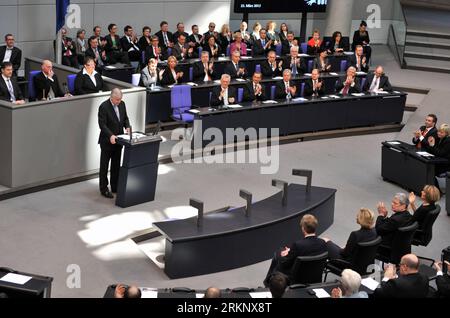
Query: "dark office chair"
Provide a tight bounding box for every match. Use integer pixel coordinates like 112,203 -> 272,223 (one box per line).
412,205 -> 441,247
237,87 -> 244,103
289,251 -> 328,285
307,60 -> 313,73
324,236 -> 382,280
27,70 -> 41,101
340,60 -> 348,72
376,222 -> 418,265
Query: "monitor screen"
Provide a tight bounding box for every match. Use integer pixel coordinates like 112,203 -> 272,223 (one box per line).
234,0 -> 328,13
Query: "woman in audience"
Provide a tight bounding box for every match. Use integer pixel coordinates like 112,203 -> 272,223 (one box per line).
352,21 -> 371,62
203,35 -> 220,59
425,124 -> 450,176
307,29 -> 324,55
140,58 -> 159,88
230,32 -> 247,56
251,22 -> 262,43
409,185 -> 440,230
75,29 -> 88,65
138,26 -> 152,51
328,31 -> 348,54
266,21 -> 279,45
323,208 -> 377,261
279,23 -> 289,44
160,56 -> 183,86
331,269 -> 368,298
313,49 -> 331,72
219,24 -> 232,55
74,57 -> 104,95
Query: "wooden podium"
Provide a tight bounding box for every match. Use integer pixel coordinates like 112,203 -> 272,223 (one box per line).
116,134 -> 162,208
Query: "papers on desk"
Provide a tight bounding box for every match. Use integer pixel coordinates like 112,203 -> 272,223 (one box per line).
292,97 -> 308,102
417,151 -> 434,157
387,141 -> 401,145
214,80 -> 221,84
167,85 -> 175,88
140,288 -> 158,298
118,132 -> 146,140
186,82 -> 198,86
393,91 -> 401,94
228,104 -> 243,108
356,71 -> 367,75
351,93 -> 365,97
218,57 -> 228,61
250,291 -> 272,298
329,72 -> 339,76
344,51 -> 354,55
105,65 -> 116,69
321,96 -> 330,100
0,273 -> 32,285
235,78 -> 247,82
312,288 -> 330,298
272,76 -> 283,80
241,56 -> 252,59
196,293 -> 205,298
189,109 -> 200,114
262,100 -> 278,104
304,73 -> 312,77
329,95 -> 341,99
299,53 -> 309,57
361,277 -> 380,291
375,90 -> 389,94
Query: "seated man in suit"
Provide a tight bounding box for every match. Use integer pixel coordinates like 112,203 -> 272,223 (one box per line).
424,123 -> 450,176
145,36 -> 167,63
172,34 -> 196,60
376,192 -> 412,248
193,51 -> 215,82
74,57 -> 104,95
348,45 -> 369,73
261,50 -> 283,78
363,66 -> 392,93
33,60 -> 66,100
0,34 -> 22,76
173,22 -> 189,45
252,29 -> 275,57
85,36 -> 108,71
0,62 -> 25,104
281,31 -> 298,56
264,214 -> 327,286
224,50 -> 248,79
283,46 -> 306,77
434,260 -> 450,298
244,72 -> 266,102
210,74 -> 237,108
276,69 -> 297,99
412,114 -> 438,149
155,21 -> 174,50
104,24 -> 130,65
188,24 -> 203,51
374,254 -> 429,298
335,66 -> 361,95
61,27 -> 78,68
92,26 -> 106,49
120,25 -> 141,62
304,68 -> 326,97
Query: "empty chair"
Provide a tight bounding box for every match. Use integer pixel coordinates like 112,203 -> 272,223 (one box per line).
340,60 -> 348,72
275,44 -> 282,56
299,82 -> 305,97
28,70 -> 41,101
189,67 -> 194,82
376,222 -> 418,265
67,74 -> 77,95
270,85 -> 276,100
171,85 -> 194,123
307,60 -> 314,73
324,236 -> 382,280
300,43 -> 308,55
289,251 -> 328,285
237,87 -> 244,103
198,47 -> 203,57
131,73 -> 141,86
255,64 -> 261,74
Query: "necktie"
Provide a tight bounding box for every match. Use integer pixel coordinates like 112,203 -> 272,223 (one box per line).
113,104 -> 120,121
6,78 -> 15,102
285,82 -> 289,94
163,33 -> 169,46
262,39 -> 265,47
370,76 -> 378,92
313,80 -> 317,91
342,84 -> 350,96
235,63 -> 238,72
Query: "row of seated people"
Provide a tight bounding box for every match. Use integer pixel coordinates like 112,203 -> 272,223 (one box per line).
59,19 -> 372,69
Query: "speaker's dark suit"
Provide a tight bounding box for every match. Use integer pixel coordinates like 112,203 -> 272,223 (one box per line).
192,61 -> 215,81
98,99 -> 130,193
0,75 -> 23,102
33,72 -> 64,100
373,273 -> 429,298
210,86 -> 237,107
0,46 -> 22,73
155,30 -> 174,49
74,70 -> 104,95
348,54 -> 369,73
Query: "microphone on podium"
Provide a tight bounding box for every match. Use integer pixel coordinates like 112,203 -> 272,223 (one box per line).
129,125 -> 132,142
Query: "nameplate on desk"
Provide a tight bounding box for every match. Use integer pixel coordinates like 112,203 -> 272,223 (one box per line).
351,93 -> 365,97
186,82 -> 198,86
189,109 -> 200,114
329,72 -> 338,76
344,51 -> 354,55
141,288 -> 158,298
262,100 -> 278,104
304,73 -> 312,77
167,85 -> 175,88
235,78 -> 246,82
416,151 -> 434,158
375,90 -> 389,94
321,96 -> 330,99
387,141 -> 401,145
218,57 -> 228,61
356,72 -> 367,76
105,65 -> 117,69
272,76 -> 283,80
250,291 -> 272,298
227,104 -> 243,108
0,273 -> 32,285
292,97 -> 308,102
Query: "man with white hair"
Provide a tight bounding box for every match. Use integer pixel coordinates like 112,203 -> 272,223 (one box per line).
363,65 -> 392,93
33,60 -> 66,100
331,269 -> 368,298
376,193 -> 412,248
98,88 -> 131,198
283,46 -> 306,76
335,66 -> 361,96
210,74 -> 237,108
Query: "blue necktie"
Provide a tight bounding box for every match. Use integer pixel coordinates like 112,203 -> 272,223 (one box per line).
6,79 -> 16,102
113,105 -> 120,121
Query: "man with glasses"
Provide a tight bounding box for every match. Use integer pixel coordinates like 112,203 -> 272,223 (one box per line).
145,36 -> 167,63
155,21 -> 174,50
203,22 -> 219,44
0,34 -> 22,76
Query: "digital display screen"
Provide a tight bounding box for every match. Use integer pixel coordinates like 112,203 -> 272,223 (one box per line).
234,0 -> 327,13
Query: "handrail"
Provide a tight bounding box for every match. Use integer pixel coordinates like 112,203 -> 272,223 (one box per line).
389,24 -> 404,68
399,0 -> 408,26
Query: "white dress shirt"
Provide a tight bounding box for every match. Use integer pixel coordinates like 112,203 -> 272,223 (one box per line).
83,68 -> 97,87
3,46 -> 13,62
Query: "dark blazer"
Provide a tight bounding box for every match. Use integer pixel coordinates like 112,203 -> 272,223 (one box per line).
85,47 -> 108,66
424,136 -> 450,175
0,75 -> 23,102
172,42 -> 196,60
410,203 -> 436,231
98,99 -> 130,148
252,39 -> 274,57
352,30 -> 370,51
138,36 -> 151,51
436,274 -> 450,298
193,61 -> 215,81
243,81 -> 266,102
119,36 -> 140,53
224,61 -> 248,79
260,60 -> 283,78
412,125 -> 438,148
348,54 -> 369,72
275,80 -> 297,99
313,57 -> 331,72
279,236 -> 328,273
188,33 -> 203,47
327,39 -> 350,53
160,67 -> 180,86
210,86 -> 237,107
281,41 -> 297,56
173,31 -> 189,44
0,46 -> 22,72
376,211 -> 412,247
33,72 -> 64,100
202,44 -> 221,59
335,76 -> 361,94
363,73 -> 393,92
145,45 -> 168,62
303,78 -> 326,97
282,56 -> 307,75
373,273 -> 429,298
74,70 -> 104,95
104,34 -> 122,53
155,30 -> 174,49
218,33 -> 232,53
340,228 -> 377,261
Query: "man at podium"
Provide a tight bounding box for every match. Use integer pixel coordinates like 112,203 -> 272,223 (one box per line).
98,88 -> 130,198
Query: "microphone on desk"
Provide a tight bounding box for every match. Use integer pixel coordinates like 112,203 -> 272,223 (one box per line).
129,125 -> 132,142
63,83 -> 69,95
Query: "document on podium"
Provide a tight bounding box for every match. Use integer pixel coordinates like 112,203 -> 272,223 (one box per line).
0,273 -> 32,285
117,132 -> 146,140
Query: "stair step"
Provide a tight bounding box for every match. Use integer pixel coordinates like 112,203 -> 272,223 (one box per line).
404,59 -> 450,74
405,40 -> 450,50
407,29 -> 450,39
404,51 -> 450,61
406,34 -> 450,46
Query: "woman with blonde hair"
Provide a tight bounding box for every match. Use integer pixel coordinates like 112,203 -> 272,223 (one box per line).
409,185 -> 440,230
266,21 -> 279,44
251,22 -> 262,42
219,24 -> 232,54
425,123 -> 450,176
160,56 -> 183,85
323,208 -> 377,261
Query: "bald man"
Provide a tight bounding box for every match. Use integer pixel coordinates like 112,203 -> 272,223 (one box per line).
363,66 -> 392,93
204,287 -> 221,298
98,88 -> 131,198
33,60 -> 65,100
374,254 -> 429,298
